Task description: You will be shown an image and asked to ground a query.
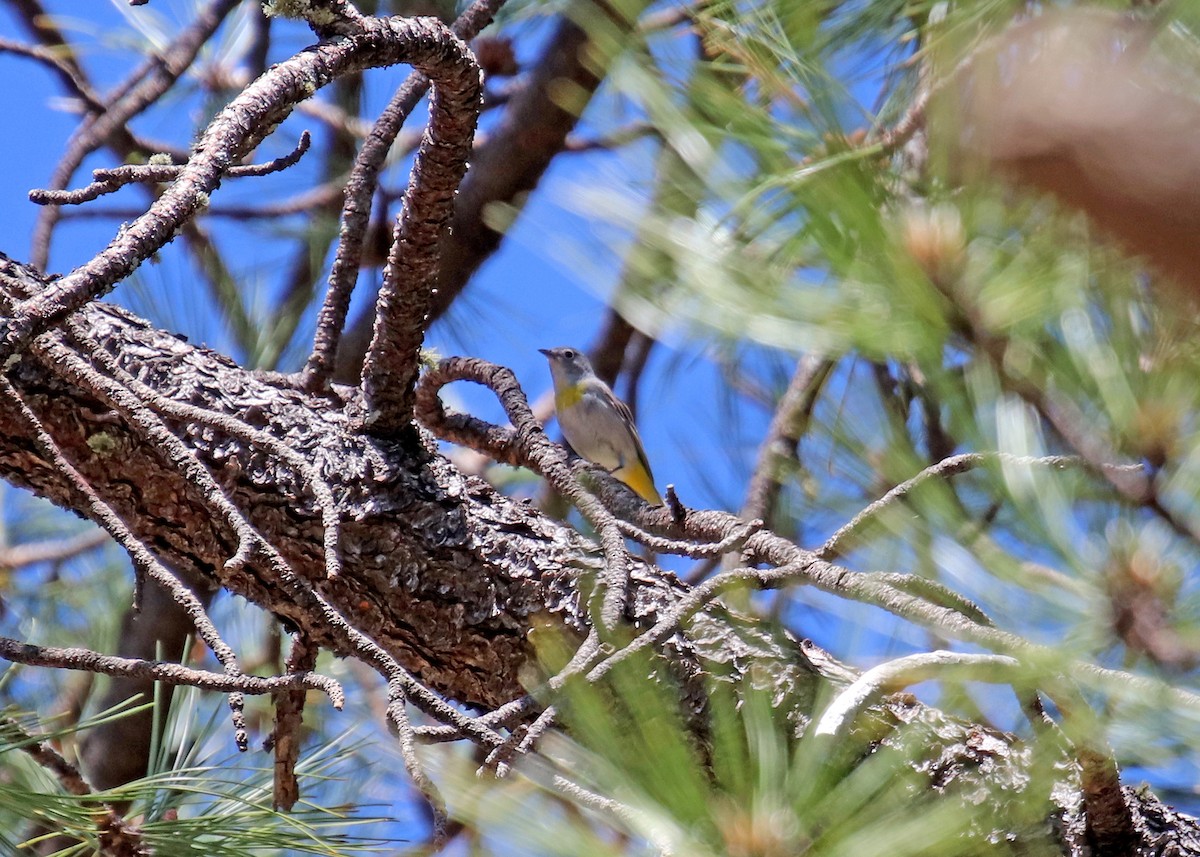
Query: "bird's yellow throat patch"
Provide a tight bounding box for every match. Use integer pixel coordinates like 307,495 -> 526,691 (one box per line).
556,383 -> 585,409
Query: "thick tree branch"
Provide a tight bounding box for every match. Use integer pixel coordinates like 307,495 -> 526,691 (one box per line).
1,249 -> 1199,849
304,0 -> 506,390
356,28 -> 482,430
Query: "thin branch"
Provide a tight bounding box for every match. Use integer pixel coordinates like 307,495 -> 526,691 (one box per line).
5,17 -> 479,361
817,452 -> 1146,561
30,0 -> 243,269
1,717 -> 94,796
564,121 -> 658,153
0,529 -> 108,569
615,516 -> 762,559
0,636 -> 344,704
58,181 -> 347,222
386,682 -> 449,846
0,37 -> 104,113
743,354 -> 833,524
30,132 -> 313,206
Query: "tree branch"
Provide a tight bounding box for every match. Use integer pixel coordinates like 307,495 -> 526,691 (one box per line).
6,17 -> 479,363
303,0 -> 506,390
29,0 -> 242,270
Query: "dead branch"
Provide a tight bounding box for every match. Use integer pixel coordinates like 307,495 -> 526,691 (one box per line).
0,636 -> 343,703
30,0 -> 243,269
30,132 -> 314,206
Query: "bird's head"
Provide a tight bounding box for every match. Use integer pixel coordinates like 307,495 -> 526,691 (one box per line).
539,346 -> 594,386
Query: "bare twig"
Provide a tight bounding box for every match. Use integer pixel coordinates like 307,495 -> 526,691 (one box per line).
743,354 -> 834,524
615,516 -> 762,559
0,636 -> 344,704
0,37 -> 104,113
6,0 -> 90,93
58,181 -> 348,222
30,132 -> 313,206
817,452 -> 1146,561
30,0 -> 243,269
386,680 -> 449,846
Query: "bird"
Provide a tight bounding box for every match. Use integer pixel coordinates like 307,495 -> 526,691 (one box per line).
539,346 -> 662,505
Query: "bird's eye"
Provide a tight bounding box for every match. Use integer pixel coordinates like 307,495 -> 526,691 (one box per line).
563,349 -> 576,360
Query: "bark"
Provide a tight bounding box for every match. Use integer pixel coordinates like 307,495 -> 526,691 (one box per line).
0,253 -> 1198,853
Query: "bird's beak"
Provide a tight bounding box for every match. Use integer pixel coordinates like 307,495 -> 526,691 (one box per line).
538,348 -> 552,357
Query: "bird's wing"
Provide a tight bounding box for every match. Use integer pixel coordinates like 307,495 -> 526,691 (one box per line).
612,394 -> 655,481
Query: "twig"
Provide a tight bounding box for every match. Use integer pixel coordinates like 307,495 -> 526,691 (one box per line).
615,516 -> 762,558
0,636 -> 344,704
386,680 -> 449,846
817,452 -> 1146,560
563,122 -> 658,152
58,180 -> 347,222
30,132 -> 313,206
6,0 -> 91,101
30,0 -> 243,269
743,354 -> 833,524
1,717 -> 93,796
0,529 -> 108,570
0,37 -> 104,113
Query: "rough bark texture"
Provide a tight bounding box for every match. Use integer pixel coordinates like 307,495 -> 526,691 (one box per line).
0,255 -> 812,713
2,252 -> 1200,854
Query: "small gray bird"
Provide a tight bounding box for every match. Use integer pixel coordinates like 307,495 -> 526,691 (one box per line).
540,347 -> 662,505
